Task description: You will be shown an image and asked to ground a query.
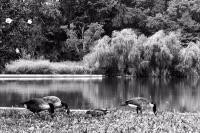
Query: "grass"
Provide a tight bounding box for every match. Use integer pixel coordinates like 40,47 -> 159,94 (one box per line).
4,59 -> 95,74
0,108 -> 200,132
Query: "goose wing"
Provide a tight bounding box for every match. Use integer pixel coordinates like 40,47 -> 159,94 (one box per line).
24,98 -> 50,112
125,99 -> 141,106
43,96 -> 62,107
86,109 -> 107,116
134,97 -> 149,104
125,97 -> 150,106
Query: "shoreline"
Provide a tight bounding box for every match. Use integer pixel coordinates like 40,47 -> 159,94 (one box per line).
0,74 -> 104,80
0,107 -> 199,115
0,107 -> 88,112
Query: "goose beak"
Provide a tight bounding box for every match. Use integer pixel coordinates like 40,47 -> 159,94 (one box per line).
149,103 -> 154,108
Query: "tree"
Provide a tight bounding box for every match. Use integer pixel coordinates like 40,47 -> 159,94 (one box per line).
176,42 -> 200,77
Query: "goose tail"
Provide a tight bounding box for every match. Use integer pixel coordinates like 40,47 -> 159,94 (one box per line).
19,101 -> 27,106
120,102 -> 127,106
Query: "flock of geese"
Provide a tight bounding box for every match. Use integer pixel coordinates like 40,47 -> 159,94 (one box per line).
20,96 -> 157,117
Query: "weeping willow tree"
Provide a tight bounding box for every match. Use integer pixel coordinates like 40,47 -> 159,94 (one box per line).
83,35 -> 118,75
84,29 -> 141,75
141,30 -> 181,77
128,34 -> 148,76
84,28 -> 195,77
110,29 -> 139,74
176,42 -> 200,77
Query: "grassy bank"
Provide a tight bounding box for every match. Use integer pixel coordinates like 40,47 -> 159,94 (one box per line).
0,109 -> 200,132
4,59 -> 96,74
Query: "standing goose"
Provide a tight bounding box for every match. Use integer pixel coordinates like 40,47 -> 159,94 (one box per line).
21,98 -> 55,116
42,96 -> 70,114
121,97 -> 157,115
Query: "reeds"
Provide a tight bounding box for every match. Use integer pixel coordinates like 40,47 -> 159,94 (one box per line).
5,59 -> 93,74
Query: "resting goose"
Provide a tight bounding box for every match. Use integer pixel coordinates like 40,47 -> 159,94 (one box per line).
86,108 -> 108,117
121,97 -> 157,115
42,96 -> 70,114
21,98 -> 55,116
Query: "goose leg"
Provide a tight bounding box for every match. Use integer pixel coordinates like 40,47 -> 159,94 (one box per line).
34,112 -> 40,118
140,108 -> 142,114
136,107 -> 139,114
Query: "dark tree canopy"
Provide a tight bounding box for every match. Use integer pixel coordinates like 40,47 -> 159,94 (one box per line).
0,0 -> 200,66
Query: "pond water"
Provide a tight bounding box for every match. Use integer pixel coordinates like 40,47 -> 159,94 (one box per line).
0,77 -> 199,112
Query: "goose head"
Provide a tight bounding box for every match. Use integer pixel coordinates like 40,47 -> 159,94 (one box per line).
149,102 -> 157,115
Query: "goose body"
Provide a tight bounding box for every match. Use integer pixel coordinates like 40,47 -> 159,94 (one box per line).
21,98 -> 54,114
42,96 -> 70,114
122,97 -> 157,115
86,109 -> 108,117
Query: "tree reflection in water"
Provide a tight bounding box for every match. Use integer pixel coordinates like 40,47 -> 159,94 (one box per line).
0,78 -> 199,112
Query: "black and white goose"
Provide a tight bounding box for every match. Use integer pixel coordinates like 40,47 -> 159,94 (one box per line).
86,108 -> 108,117
42,96 -> 70,114
121,97 -> 157,115
21,98 -> 55,116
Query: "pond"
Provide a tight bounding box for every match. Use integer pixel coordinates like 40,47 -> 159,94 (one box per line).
0,77 -> 199,113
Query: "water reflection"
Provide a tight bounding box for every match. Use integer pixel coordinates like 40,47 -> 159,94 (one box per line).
0,78 -> 200,112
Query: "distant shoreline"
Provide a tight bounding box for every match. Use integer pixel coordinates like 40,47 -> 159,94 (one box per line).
0,107 -> 88,112
0,74 -> 104,80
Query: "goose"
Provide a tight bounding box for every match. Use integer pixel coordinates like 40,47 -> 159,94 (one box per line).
121,97 -> 157,115
42,96 -> 70,114
21,98 -> 55,116
86,108 -> 108,117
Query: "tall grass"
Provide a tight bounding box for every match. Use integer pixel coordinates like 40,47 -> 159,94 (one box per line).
5,59 -> 93,74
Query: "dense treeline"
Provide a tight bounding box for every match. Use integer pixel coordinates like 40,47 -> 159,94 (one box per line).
1,0 -> 200,76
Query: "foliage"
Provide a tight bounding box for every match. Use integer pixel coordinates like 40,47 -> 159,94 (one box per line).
83,23 -> 105,53
83,29 -> 184,77
110,29 -> 139,74
1,0 -> 200,77
141,30 -> 174,77
176,42 -> 200,77
83,36 -> 117,75
0,0 -> 61,60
